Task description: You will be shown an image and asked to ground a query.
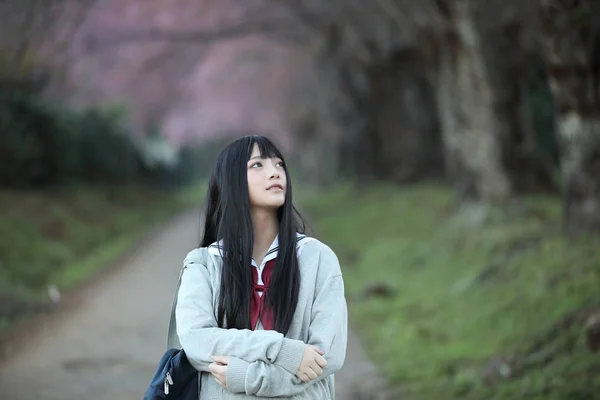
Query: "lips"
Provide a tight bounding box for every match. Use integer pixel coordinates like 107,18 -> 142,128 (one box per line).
267,184 -> 284,191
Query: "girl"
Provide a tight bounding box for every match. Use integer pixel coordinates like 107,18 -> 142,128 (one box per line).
175,135 -> 348,399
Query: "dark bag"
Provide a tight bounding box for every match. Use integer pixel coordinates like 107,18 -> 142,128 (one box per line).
144,267 -> 201,399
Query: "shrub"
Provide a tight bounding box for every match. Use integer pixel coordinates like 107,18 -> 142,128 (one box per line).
0,85 -> 142,187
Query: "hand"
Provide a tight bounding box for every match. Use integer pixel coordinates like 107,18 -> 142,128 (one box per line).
209,355 -> 229,388
296,345 -> 327,382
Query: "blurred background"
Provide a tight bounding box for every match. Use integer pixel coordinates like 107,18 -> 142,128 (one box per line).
1,0 -> 599,399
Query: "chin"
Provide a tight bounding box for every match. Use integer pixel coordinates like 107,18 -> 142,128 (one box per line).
250,199 -> 285,210
259,199 -> 285,209
268,200 -> 286,208
250,193 -> 286,209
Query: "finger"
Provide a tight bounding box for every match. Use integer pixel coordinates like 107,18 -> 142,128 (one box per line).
216,365 -> 227,377
310,364 -> 323,376
211,371 -> 226,385
316,355 -> 327,368
211,355 -> 229,365
209,363 -> 226,377
214,376 -> 225,387
210,355 -> 222,365
300,373 -> 310,382
306,368 -> 318,380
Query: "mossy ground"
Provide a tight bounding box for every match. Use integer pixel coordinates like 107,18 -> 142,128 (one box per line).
0,183 -> 205,331
300,183 -> 600,400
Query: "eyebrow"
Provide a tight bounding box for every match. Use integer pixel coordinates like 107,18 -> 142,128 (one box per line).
248,155 -> 281,161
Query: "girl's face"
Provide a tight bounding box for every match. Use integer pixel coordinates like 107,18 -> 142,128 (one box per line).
247,143 -> 287,209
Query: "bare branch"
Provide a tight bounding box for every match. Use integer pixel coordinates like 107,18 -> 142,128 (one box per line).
84,17 -> 308,51
270,0 -> 329,32
14,0 -> 42,63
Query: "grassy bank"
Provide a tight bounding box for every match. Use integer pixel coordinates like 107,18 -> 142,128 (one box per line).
0,183 -> 205,331
300,183 -> 600,400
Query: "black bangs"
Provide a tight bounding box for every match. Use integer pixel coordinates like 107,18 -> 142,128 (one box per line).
249,135 -> 283,161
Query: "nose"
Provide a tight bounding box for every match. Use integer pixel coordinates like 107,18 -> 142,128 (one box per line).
269,163 -> 280,179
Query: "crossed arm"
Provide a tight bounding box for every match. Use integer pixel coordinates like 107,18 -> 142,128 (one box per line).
175,247 -> 348,397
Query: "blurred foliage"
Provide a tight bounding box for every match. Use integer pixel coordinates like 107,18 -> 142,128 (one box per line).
0,81 -> 212,189
300,183 -> 600,400
0,50 -> 45,82
0,85 -> 139,187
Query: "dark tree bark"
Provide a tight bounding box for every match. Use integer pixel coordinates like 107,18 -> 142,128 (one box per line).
436,0 -> 557,202
537,0 -> 600,236
370,49 -> 444,182
287,1 -> 447,185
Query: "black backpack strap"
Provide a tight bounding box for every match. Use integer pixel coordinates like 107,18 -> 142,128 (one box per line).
166,266 -> 185,350
166,248 -> 208,395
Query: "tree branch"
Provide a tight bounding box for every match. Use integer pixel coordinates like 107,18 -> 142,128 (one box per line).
270,0 -> 329,32
84,17 -> 308,51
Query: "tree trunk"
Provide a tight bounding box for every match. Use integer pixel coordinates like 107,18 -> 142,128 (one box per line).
370,49 -> 445,183
558,113 -> 600,235
437,0 -> 510,202
537,0 -> 600,236
437,0 -> 556,203
322,50 -> 446,185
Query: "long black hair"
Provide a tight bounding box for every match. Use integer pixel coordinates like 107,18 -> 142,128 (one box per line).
199,135 -> 307,334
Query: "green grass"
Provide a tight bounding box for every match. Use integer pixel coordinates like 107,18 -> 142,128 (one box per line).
299,182 -> 600,400
0,182 -> 206,329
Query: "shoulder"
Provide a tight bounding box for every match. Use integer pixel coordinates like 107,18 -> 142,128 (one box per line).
299,237 -> 336,257
183,247 -> 209,267
298,237 -> 342,277
180,247 -> 222,289
182,246 -> 222,275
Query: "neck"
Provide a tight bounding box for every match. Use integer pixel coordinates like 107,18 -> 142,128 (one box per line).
251,208 -> 279,264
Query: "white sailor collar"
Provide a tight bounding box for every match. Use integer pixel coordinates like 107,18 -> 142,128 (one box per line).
207,232 -> 313,267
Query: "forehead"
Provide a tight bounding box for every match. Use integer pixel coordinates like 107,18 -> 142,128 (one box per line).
249,143 -> 279,159
250,143 -> 261,157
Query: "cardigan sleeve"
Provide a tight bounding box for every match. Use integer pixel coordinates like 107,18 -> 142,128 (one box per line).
225,246 -> 348,397
175,249 -> 306,375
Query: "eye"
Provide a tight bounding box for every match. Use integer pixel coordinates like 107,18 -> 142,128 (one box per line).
250,161 -> 262,168
276,161 -> 285,168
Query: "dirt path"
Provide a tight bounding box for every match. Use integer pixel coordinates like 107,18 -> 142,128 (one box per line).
0,209 -> 390,400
